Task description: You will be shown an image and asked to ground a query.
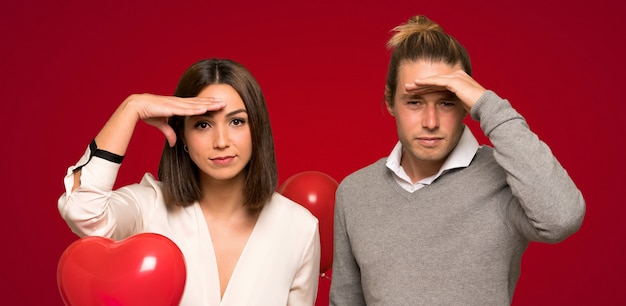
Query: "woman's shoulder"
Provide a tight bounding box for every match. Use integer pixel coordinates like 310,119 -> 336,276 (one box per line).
138,172 -> 162,187
257,193 -> 319,246
264,193 -> 319,225
116,172 -> 164,200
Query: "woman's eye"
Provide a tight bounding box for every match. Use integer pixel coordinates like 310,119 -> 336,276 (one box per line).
194,121 -> 210,129
231,118 -> 246,126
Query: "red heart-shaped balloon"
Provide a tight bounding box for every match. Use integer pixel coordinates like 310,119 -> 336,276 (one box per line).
57,233 -> 187,306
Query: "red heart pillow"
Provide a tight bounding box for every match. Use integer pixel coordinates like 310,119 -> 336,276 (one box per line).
57,233 -> 186,306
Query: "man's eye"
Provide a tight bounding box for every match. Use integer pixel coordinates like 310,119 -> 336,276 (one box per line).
441,101 -> 456,107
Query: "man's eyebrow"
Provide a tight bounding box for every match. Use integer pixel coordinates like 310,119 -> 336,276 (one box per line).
401,93 -> 424,99
403,93 -> 419,97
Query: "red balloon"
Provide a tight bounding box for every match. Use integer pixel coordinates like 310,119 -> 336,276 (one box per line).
278,171 -> 338,274
57,233 -> 187,306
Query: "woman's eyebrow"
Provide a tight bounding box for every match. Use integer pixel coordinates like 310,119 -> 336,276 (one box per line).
225,109 -> 247,117
198,108 -> 247,118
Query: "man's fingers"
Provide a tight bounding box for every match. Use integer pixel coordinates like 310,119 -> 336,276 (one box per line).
404,83 -> 449,94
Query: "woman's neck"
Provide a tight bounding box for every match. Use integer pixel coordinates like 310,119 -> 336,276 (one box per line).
198,172 -> 249,217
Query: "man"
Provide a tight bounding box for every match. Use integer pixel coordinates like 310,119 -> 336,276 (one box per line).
330,15 -> 585,305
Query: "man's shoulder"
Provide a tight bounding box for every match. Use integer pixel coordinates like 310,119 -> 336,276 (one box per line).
339,158 -> 388,187
473,145 -> 496,165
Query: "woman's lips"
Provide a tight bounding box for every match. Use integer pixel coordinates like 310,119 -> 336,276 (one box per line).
210,156 -> 235,165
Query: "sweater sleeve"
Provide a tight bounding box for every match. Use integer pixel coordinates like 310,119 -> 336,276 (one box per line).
57,144 -> 154,241
470,90 -> 585,243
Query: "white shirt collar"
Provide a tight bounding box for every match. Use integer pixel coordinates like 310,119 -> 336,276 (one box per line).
385,125 -> 479,192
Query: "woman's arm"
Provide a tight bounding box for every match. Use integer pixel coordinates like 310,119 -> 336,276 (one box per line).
59,94 -> 225,238
287,220 -> 321,305
74,94 -> 225,190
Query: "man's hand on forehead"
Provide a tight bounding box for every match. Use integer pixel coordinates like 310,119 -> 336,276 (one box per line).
406,70 -> 486,110
404,83 -> 454,97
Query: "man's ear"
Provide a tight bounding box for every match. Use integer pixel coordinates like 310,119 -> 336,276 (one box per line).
384,85 -> 395,116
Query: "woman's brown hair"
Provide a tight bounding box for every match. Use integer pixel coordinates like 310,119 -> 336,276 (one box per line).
158,58 -> 277,210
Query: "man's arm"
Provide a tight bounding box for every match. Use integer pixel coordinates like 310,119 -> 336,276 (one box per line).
472,90 -> 585,242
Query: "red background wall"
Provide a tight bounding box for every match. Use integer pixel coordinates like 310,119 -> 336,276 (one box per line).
1,0 -> 624,304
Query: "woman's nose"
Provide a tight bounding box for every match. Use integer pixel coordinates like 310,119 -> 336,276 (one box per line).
213,126 -> 230,149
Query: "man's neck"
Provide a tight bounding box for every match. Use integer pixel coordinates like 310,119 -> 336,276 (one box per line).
400,154 -> 446,184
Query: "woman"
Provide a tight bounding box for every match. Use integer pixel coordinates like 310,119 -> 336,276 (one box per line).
58,59 -> 321,305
